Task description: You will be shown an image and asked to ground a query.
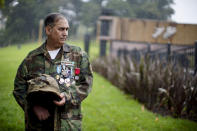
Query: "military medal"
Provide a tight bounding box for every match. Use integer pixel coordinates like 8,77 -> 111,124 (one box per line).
74,68 -> 80,80
65,78 -> 70,83
62,70 -> 67,76
56,75 -> 60,80
63,65 -> 66,70
64,58 -> 69,62
59,78 -> 64,84
70,67 -> 73,76
67,70 -> 71,76
75,68 -> 80,75
75,76 -> 79,80
57,58 -> 79,86
57,65 -> 61,74
71,81 -> 76,85
66,82 -> 71,87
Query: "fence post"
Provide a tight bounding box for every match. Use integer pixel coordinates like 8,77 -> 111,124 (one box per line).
99,19 -> 109,57
146,43 -> 151,59
84,33 -> 90,55
147,43 -> 151,53
167,43 -> 171,61
194,41 -> 197,75
99,9 -> 114,57
100,40 -> 107,57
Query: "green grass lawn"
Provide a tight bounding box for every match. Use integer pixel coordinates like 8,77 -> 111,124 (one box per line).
0,42 -> 197,131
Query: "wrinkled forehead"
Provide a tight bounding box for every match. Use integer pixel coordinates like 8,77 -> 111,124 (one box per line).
54,17 -> 69,27
54,15 -> 66,23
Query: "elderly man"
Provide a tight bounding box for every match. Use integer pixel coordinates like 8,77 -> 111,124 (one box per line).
13,13 -> 93,131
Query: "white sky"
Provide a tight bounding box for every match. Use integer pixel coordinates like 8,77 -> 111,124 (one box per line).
171,0 -> 197,24
82,0 -> 197,24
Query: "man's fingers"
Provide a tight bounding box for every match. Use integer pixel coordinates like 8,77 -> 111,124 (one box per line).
53,100 -> 63,106
38,113 -> 42,120
33,105 -> 50,121
53,93 -> 66,106
60,93 -> 65,98
42,110 -> 50,120
53,97 -> 65,106
40,112 -> 45,121
37,111 -> 43,121
40,110 -> 50,121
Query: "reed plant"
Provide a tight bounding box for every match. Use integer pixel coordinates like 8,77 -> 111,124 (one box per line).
92,55 -> 197,121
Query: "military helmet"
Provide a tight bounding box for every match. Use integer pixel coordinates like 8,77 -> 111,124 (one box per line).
26,74 -> 61,105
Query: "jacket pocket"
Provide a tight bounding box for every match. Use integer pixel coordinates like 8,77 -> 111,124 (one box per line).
61,107 -> 82,120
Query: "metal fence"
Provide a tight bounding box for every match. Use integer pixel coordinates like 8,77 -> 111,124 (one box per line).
117,42 -> 197,74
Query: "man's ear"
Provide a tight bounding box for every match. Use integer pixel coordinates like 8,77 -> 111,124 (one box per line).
45,26 -> 52,35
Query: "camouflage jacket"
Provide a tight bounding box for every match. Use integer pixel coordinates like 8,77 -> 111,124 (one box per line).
13,42 -> 93,131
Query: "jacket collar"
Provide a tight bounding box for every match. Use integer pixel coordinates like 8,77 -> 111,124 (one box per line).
30,41 -> 71,58
41,41 -> 71,54
62,43 -> 71,53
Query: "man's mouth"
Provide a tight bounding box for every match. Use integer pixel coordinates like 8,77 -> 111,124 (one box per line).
60,38 -> 66,41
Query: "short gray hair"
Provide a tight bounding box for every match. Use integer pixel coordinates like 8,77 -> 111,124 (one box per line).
44,13 -> 65,27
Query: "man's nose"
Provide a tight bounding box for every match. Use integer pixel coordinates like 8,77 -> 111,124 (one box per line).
63,30 -> 68,36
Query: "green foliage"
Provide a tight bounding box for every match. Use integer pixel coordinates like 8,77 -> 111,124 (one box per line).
106,0 -> 136,17
0,42 -> 197,130
0,0 -> 55,44
0,0 -> 175,46
0,0 -> 81,45
0,0 -> 4,8
128,0 -> 175,20
104,0 -> 174,19
80,1 -> 101,28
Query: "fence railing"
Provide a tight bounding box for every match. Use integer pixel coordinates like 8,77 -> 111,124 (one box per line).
117,41 -> 197,75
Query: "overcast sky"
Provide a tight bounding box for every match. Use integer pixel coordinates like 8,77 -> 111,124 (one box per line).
82,0 -> 197,24
171,0 -> 197,24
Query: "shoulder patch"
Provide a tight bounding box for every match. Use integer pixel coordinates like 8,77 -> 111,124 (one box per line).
27,44 -> 44,58
70,46 -> 82,53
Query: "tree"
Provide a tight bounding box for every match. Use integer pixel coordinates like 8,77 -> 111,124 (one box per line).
80,1 -> 101,28
0,0 -> 4,8
135,0 -> 174,20
79,0 -> 174,37
0,0 -> 175,45
104,0 -> 174,20
0,0 -> 73,45
105,0 -> 136,17
0,0 -> 86,45
58,0 -> 83,36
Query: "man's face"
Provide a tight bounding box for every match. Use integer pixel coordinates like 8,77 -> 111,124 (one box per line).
46,18 -> 69,48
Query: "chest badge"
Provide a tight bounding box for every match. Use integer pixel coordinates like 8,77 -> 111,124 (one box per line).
56,58 -> 80,87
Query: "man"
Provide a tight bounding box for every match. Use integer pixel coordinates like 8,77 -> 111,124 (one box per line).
13,13 -> 93,131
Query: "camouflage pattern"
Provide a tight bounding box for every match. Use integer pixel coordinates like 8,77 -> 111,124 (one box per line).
27,74 -> 61,105
13,42 -> 93,131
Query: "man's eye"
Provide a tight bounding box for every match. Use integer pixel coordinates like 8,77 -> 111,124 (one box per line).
59,28 -> 64,31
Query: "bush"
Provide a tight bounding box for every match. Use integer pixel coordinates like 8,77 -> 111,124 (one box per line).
92,55 -> 197,121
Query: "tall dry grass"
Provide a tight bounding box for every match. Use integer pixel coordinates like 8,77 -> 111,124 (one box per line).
92,55 -> 197,121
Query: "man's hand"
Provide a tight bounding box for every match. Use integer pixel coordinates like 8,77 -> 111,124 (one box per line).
53,93 -> 65,106
33,105 -> 50,121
